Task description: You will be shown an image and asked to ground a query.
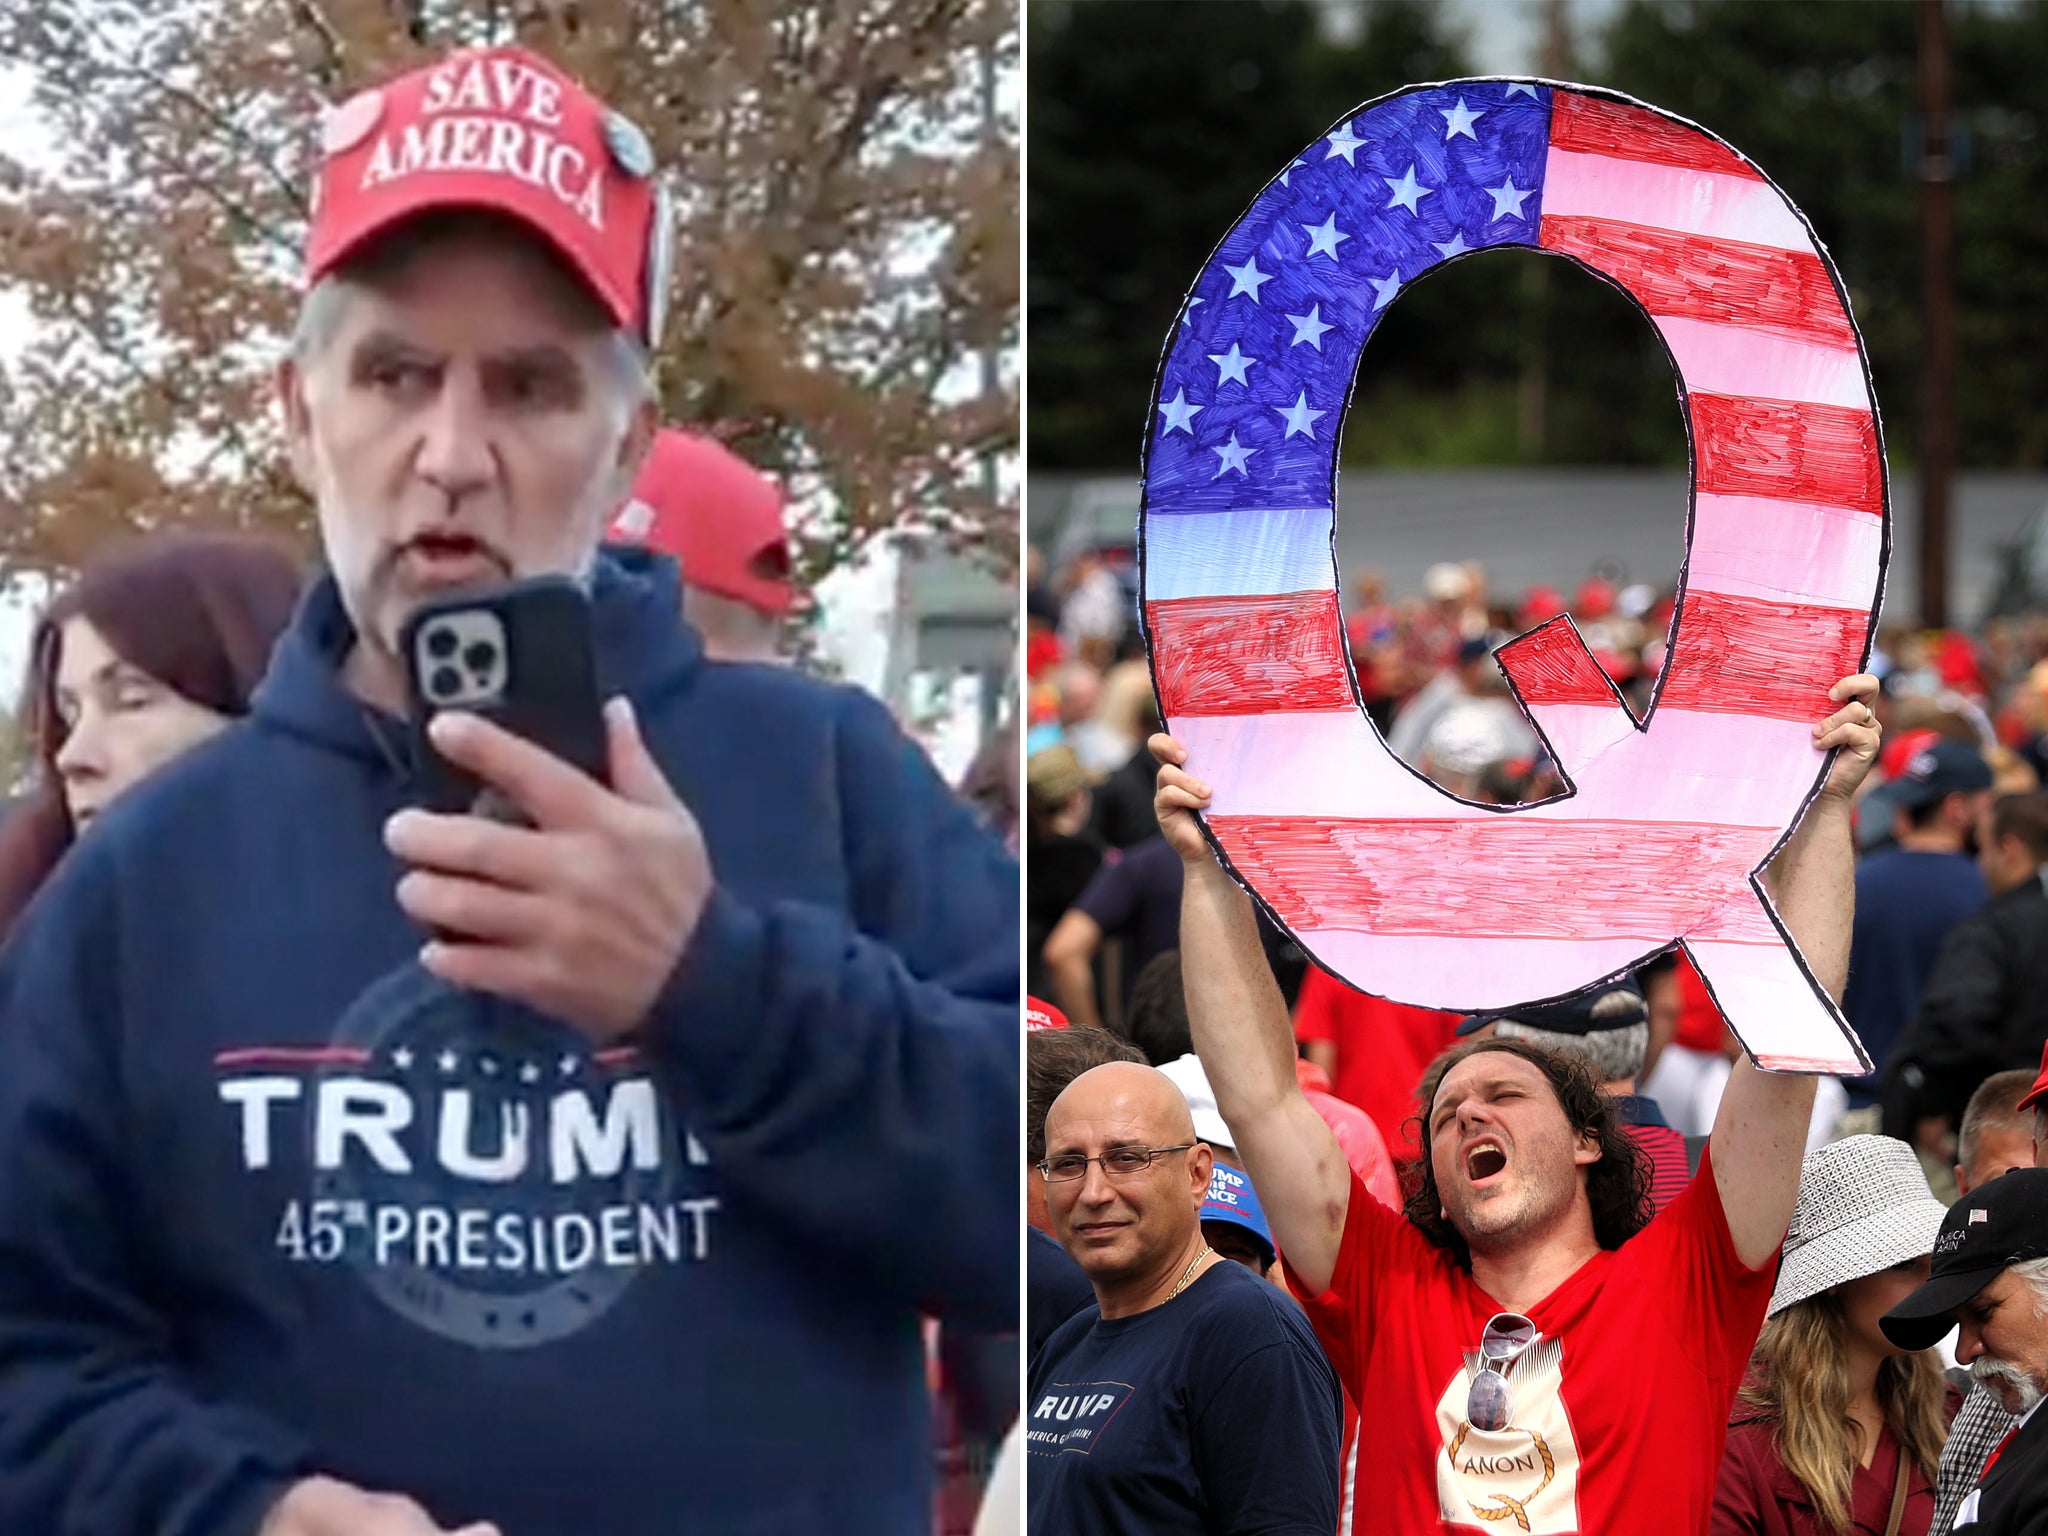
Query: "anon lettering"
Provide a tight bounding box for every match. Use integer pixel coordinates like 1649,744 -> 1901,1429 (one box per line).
1463,1452 -> 1540,1475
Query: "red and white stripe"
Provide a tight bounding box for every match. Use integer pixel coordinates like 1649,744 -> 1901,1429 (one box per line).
1531,89 -> 1880,770
1146,89 -> 1880,1072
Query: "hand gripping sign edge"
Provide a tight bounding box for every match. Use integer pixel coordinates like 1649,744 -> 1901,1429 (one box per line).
1137,77 -> 1887,1075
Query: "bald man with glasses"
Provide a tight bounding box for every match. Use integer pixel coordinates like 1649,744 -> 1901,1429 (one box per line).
1027,1061 -> 1340,1536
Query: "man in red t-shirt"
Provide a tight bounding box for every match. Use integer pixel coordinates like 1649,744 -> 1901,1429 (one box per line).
1148,673 -> 1882,1536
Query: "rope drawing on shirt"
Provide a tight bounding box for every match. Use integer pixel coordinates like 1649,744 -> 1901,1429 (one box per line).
1446,1421 -> 1558,1533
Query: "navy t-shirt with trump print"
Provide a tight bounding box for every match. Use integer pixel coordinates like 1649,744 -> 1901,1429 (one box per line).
1027,1256 -> 1341,1535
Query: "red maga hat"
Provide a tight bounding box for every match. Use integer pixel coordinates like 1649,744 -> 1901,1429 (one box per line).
2018,1038 -> 2048,1115
305,46 -> 672,345
611,429 -> 795,619
1025,997 -> 1069,1033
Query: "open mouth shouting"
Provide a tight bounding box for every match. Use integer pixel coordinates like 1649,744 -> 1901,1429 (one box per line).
1463,1138 -> 1509,1189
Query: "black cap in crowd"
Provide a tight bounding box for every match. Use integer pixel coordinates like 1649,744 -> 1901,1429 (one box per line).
1454,979 -> 1649,1039
1880,1167 -> 2048,1351
1890,738 -> 1993,810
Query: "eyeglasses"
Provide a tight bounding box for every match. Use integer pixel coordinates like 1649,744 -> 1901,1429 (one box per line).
1465,1313 -> 1538,1433
1037,1145 -> 1196,1183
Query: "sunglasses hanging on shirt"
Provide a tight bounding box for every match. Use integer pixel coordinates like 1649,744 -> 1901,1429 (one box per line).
1466,1312 -> 1539,1433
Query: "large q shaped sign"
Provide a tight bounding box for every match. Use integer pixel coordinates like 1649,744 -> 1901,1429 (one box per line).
1141,81 -> 1886,1075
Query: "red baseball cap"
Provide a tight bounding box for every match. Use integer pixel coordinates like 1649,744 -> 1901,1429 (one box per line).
305,46 -> 672,345
611,429 -> 795,618
1879,727 -> 1943,784
1516,584 -> 1565,629
2018,1039 -> 2048,1114
1026,997 -> 1069,1032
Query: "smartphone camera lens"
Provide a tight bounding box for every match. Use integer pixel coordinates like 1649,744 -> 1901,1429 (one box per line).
426,626 -> 458,660
463,641 -> 501,686
430,666 -> 464,701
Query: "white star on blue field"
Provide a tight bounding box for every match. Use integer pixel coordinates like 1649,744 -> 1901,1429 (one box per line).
1148,82 -> 1552,513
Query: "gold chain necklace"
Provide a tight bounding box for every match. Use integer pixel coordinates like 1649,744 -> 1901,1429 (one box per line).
1166,1245 -> 1213,1301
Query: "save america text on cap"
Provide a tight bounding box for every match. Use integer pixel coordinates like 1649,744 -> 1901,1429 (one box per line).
305,46 -> 673,346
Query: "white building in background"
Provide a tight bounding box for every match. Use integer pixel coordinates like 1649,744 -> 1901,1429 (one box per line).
0,573 -> 49,727
809,532 -> 1015,786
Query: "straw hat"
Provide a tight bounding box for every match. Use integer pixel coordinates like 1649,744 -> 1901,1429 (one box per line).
1768,1135 -> 1950,1318
1025,744 -> 1099,807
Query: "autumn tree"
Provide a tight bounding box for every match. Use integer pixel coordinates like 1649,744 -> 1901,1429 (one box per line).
0,0 -> 1018,584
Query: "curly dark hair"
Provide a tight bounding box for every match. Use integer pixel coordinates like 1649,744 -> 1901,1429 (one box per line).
1403,1037 -> 1653,1270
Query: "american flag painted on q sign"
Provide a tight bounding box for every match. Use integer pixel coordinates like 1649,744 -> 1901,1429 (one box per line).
1141,81 -> 1886,1074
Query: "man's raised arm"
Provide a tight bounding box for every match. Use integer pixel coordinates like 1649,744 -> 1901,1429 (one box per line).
1711,674 -> 1882,1268
1153,736 -> 1352,1293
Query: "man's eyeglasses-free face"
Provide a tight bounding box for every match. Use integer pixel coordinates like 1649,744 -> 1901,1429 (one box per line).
1466,1313 -> 1539,1432
1037,1145 -> 1196,1183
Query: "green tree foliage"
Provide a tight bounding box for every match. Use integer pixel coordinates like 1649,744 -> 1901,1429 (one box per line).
1028,0 -> 1476,469
1605,0 -> 2048,469
1029,0 -> 2048,473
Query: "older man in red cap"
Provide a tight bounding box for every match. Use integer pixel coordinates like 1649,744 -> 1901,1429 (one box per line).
0,42 -> 1015,1536
612,427 -> 797,664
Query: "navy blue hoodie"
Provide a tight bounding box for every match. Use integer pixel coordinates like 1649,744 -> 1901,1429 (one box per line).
0,553 -> 1019,1536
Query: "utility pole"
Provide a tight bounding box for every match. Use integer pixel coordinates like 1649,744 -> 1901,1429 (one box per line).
1917,0 -> 1956,628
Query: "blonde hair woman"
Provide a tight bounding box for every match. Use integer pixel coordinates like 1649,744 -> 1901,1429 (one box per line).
1713,1136 -> 1959,1535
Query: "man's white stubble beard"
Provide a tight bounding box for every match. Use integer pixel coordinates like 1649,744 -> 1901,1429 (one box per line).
1971,1353 -> 2046,1415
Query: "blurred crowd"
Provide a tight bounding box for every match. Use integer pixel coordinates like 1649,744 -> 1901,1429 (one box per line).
1026,535 -> 2048,1536
1027,540 -> 2048,1152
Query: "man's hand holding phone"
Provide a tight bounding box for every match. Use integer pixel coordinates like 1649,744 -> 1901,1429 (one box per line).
383,697 -> 714,1041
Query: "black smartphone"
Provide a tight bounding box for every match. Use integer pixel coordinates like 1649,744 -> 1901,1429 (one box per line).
399,576 -> 610,819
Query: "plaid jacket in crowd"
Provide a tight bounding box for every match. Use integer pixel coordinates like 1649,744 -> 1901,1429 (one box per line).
1934,1381 -> 2016,1535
